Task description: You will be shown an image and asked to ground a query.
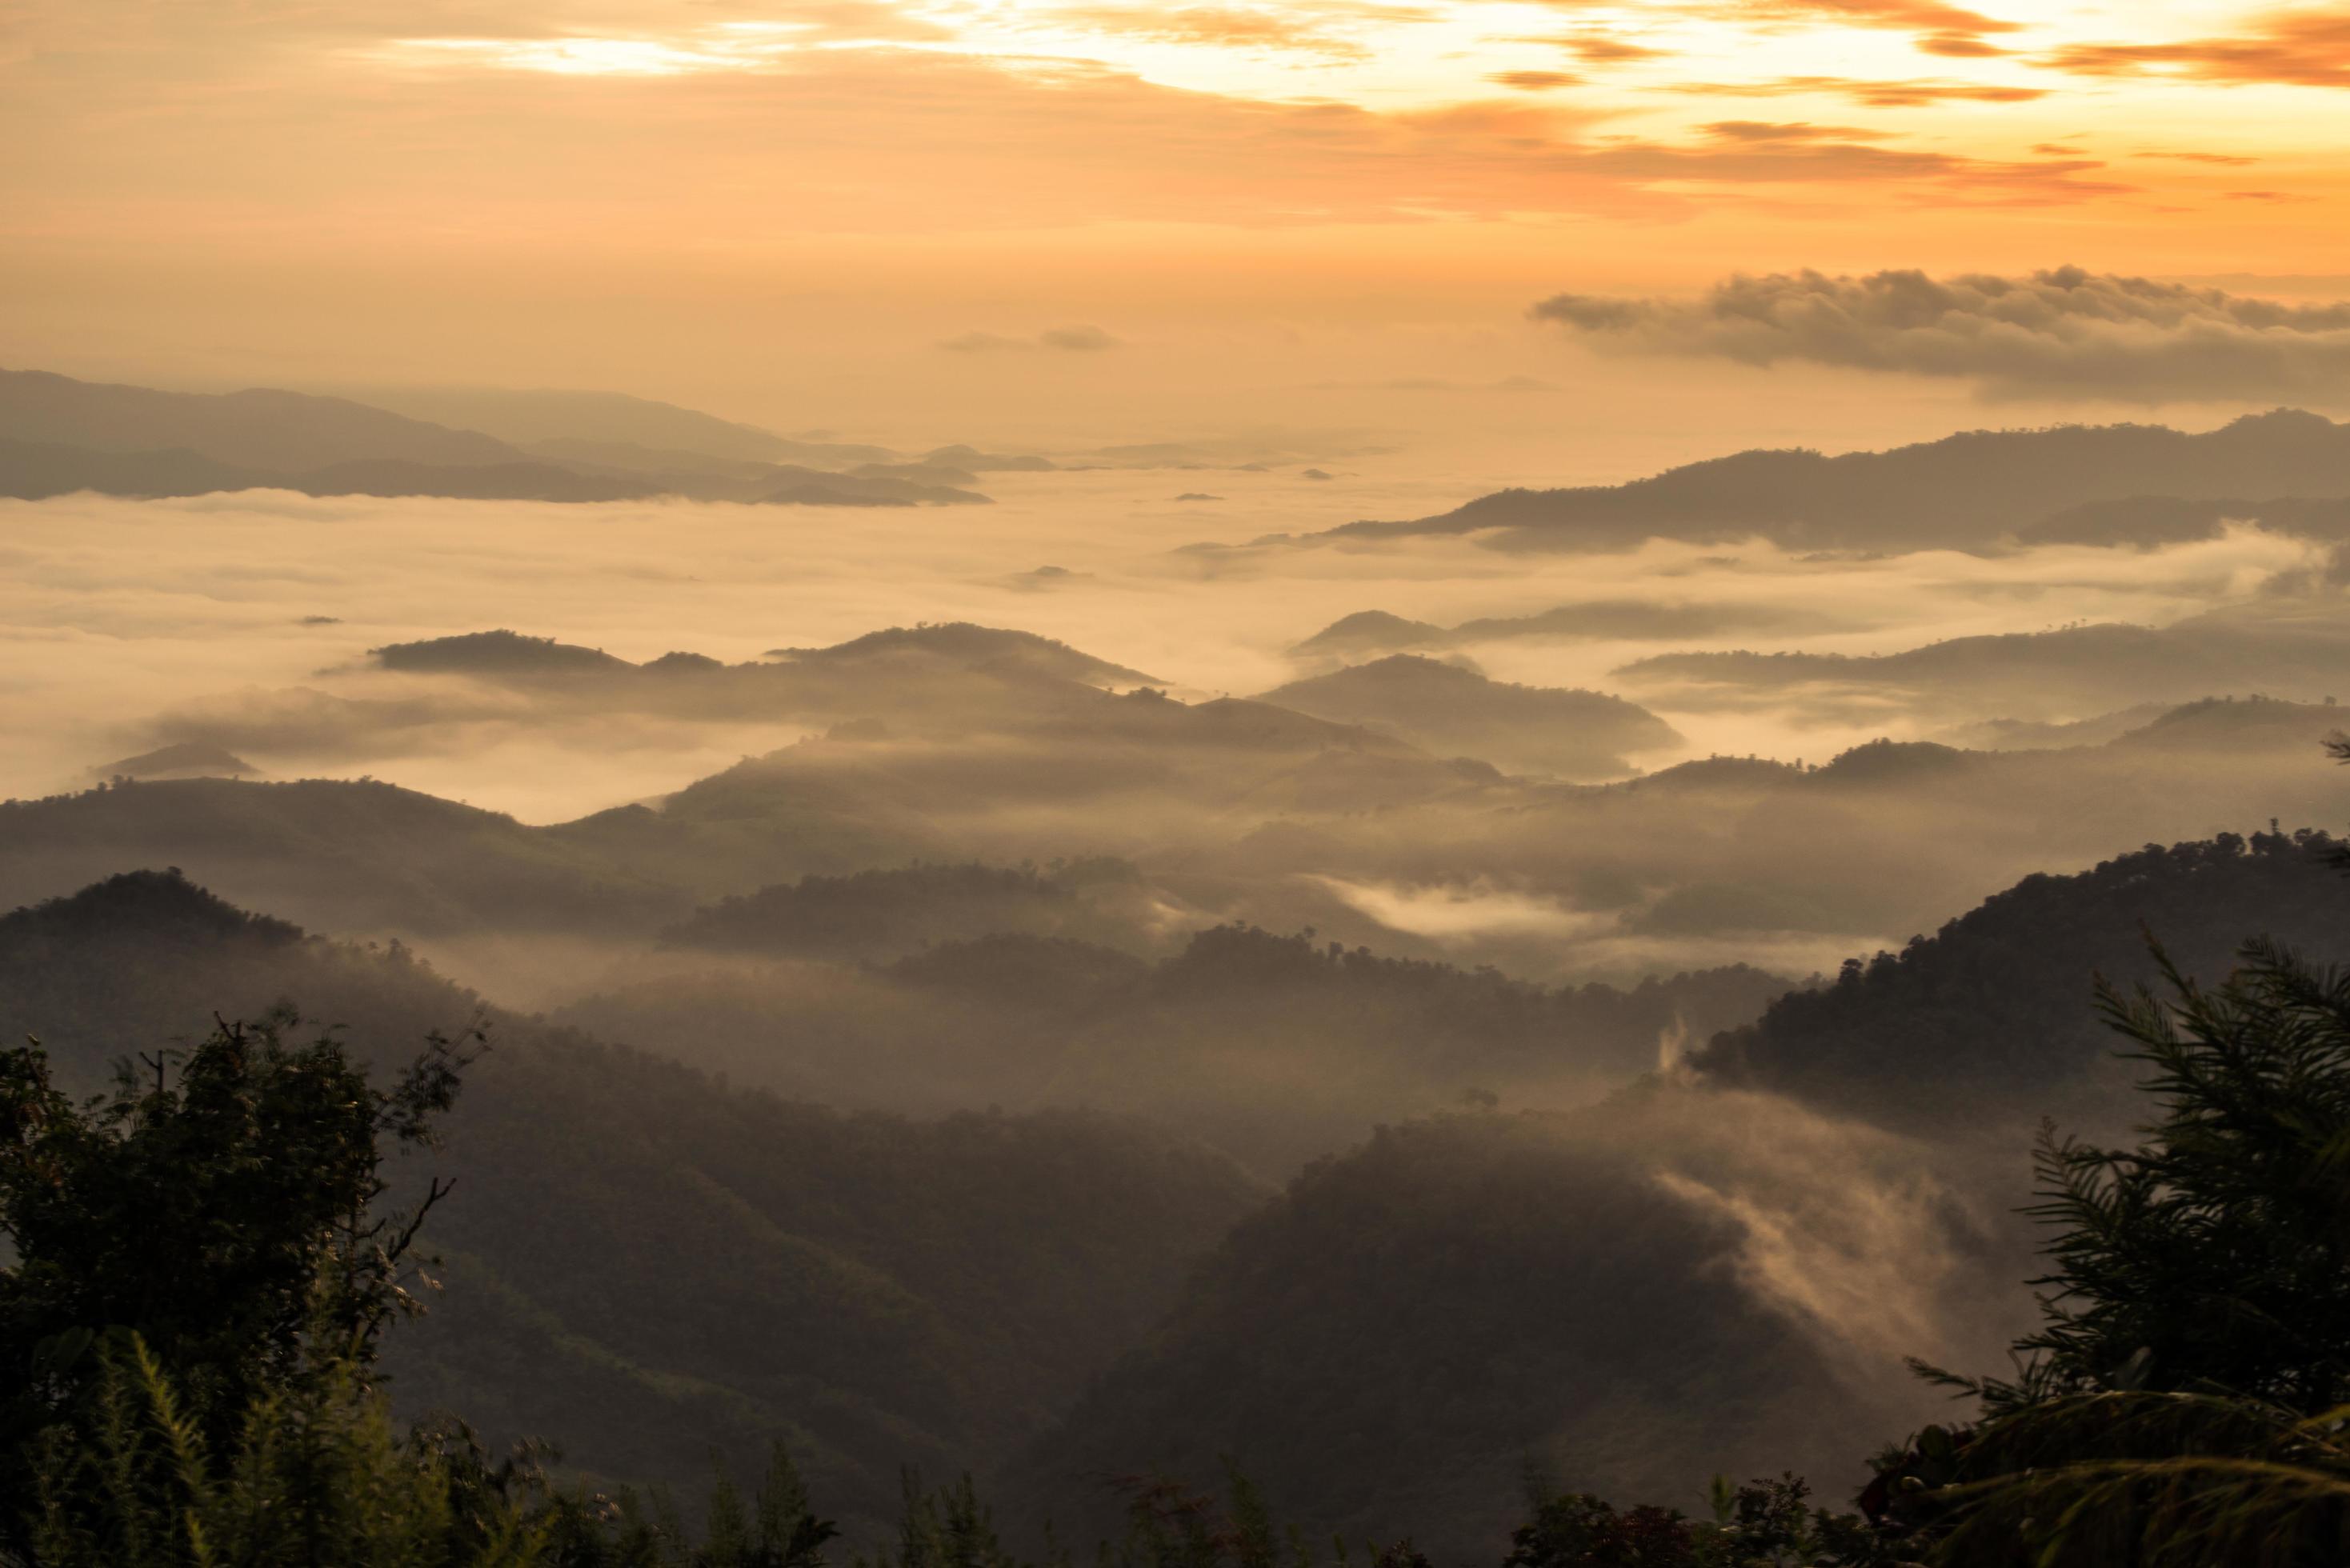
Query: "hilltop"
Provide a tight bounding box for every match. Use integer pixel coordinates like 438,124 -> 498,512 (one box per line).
1322,410 -> 2350,553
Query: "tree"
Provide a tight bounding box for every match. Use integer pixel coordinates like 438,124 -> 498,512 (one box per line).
0,1012 -> 477,1553
0,1010 -> 474,1425
1901,936 -> 2350,1565
1933,938 -> 2350,1417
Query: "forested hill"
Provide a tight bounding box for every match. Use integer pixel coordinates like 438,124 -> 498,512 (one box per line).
1691,828 -> 2350,1126
1007,829 -> 2350,1559
1002,1096 -> 1984,1563
558,922 -> 1790,1176
0,870 -> 1265,1541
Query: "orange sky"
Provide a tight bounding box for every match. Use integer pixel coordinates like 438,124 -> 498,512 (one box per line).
3,1 -> 2347,450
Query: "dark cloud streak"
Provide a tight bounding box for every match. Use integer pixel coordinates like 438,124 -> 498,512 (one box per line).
1531,266 -> 2350,402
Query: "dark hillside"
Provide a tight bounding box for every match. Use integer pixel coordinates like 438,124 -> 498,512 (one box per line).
1005,1102 -> 1962,1561
0,870 -> 1264,1538
1693,828 -> 2350,1126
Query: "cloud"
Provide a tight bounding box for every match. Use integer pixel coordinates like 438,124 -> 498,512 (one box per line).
1699,120 -> 1890,142
942,325 -> 1123,354
1916,31 -> 2004,58
1047,3 -> 1431,61
1662,74 -> 2046,106
1506,34 -> 1668,64
1041,325 -> 1119,351
2136,150 -> 2257,166
1574,131 -> 2120,204
5,7 -> 2131,248
1687,0 -> 2020,60
1489,70 -> 1582,90
1564,34 -> 1666,62
2041,13 -> 2350,90
1531,265 -> 2350,402
1309,375 -> 1560,392
1727,0 -> 2017,34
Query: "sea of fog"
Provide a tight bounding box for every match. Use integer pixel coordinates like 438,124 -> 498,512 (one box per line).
0,462 -> 2320,822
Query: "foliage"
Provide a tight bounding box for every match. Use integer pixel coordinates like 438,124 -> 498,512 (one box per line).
1501,1476 -> 1898,1568
1928,1391 -> 2350,1567
536,1443 -> 839,1568
0,1012 -> 475,1463
18,1329 -> 847,1568
1885,933 -> 2350,1563
1695,828 -> 2350,1124
22,1333 -> 543,1568
1924,937 -> 2350,1417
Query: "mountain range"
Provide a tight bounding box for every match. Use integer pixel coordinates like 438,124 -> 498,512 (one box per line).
10,825 -> 2344,1555
0,368 -> 995,506
1322,409 -> 2350,553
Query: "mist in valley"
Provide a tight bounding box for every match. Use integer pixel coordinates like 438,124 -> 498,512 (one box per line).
12,6 -> 2350,1558
13,369 -> 2350,1556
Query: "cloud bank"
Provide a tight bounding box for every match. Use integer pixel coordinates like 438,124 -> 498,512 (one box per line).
1531,266 -> 2350,402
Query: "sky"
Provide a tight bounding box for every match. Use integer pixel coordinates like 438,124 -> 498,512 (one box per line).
3,1 -> 2348,450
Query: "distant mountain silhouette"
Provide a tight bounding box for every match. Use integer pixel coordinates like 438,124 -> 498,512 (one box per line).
0,778 -> 721,937
852,460 -> 983,486
1931,705 -> 2172,751
289,457 -> 659,502
1289,610 -> 1449,658
923,444 -> 1058,472
518,435 -> 808,482
1617,603 -> 2350,721
0,366 -> 526,471
0,437 -> 257,499
1290,602 -> 1819,661
565,905 -> 1790,1179
364,622 -> 1160,692
2105,693 -> 2350,751
2016,494 -> 2350,549
0,435 -> 658,502
371,630 -> 636,677
1259,654 -> 1679,778
89,741 -> 258,782
661,858 -> 1151,962
0,369 -> 992,505
768,622 -> 1159,686
653,686 -> 1477,835
327,384 -> 888,467
1324,410 -> 2350,552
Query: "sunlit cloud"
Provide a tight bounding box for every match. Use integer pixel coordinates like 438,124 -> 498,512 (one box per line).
2042,11 -> 2350,90
386,36 -> 751,75
1659,74 -> 2047,106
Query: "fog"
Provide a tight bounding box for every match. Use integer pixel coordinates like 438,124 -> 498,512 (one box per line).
2,477 -> 2324,822
12,405 -> 2350,1555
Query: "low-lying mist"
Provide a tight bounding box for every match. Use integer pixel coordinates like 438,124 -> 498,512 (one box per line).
2,478 -> 2325,821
